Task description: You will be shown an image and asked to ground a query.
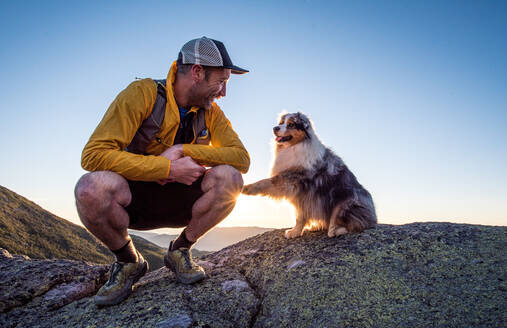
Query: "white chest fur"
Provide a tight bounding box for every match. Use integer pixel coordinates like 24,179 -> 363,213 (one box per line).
270,139 -> 326,176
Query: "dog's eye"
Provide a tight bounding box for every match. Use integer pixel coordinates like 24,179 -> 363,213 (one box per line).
287,123 -> 295,128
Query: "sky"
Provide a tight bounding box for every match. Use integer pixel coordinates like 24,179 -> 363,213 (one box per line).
0,0 -> 506,233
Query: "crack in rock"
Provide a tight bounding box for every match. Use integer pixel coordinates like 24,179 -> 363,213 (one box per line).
238,269 -> 263,328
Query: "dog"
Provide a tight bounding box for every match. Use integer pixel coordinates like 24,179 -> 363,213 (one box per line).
242,112 -> 377,239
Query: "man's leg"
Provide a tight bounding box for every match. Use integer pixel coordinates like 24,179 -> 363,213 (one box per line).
166,165 -> 243,283
75,171 -> 135,256
182,165 -> 243,244
74,171 -> 147,306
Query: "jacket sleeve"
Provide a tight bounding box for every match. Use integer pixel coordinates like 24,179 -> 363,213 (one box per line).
182,106 -> 250,173
81,80 -> 172,181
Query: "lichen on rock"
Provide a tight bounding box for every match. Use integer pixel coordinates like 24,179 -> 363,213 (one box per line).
0,223 -> 505,328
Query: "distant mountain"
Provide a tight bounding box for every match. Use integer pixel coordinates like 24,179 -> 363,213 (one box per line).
0,185 -> 166,271
127,230 -> 177,249
130,226 -> 275,252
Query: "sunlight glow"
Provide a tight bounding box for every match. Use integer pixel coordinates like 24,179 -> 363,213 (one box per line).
221,195 -> 295,228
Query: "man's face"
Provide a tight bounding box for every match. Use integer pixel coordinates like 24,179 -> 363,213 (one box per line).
189,67 -> 231,110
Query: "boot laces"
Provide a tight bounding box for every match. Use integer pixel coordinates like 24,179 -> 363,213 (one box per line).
180,249 -> 196,269
105,262 -> 124,286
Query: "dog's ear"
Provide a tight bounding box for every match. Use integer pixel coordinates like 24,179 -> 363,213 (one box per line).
296,112 -> 311,130
278,110 -> 288,123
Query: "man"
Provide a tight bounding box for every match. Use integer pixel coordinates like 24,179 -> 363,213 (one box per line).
74,37 -> 250,306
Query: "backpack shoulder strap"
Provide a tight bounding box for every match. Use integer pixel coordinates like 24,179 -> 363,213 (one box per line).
192,108 -> 210,145
126,80 -> 167,154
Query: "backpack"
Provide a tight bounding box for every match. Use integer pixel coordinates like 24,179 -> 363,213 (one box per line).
126,79 -> 209,154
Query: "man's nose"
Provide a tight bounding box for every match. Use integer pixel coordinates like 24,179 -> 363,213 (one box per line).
273,126 -> 280,133
219,83 -> 226,97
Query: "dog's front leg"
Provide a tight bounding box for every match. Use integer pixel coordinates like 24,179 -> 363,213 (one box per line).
242,178 -> 275,196
285,213 -> 306,239
243,175 -> 296,198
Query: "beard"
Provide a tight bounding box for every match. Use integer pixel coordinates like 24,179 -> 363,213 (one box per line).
187,83 -> 218,110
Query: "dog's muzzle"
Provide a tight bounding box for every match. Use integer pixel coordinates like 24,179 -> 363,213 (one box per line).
273,126 -> 293,142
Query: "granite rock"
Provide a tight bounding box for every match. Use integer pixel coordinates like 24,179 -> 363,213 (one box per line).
0,223 -> 505,328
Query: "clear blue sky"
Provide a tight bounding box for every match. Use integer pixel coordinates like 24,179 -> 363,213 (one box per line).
1,0 -> 506,230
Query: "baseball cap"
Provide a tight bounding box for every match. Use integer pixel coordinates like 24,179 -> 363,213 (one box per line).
178,36 -> 249,74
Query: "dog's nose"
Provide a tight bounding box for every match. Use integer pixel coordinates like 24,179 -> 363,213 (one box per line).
273,126 -> 280,133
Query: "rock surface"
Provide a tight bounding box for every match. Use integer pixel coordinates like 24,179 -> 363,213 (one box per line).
0,249 -> 108,314
0,223 -> 505,327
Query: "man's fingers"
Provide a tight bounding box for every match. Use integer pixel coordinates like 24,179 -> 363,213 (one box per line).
168,156 -> 206,184
157,179 -> 169,186
161,145 -> 184,161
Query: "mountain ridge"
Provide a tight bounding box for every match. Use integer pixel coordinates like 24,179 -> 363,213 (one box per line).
0,184 -> 166,270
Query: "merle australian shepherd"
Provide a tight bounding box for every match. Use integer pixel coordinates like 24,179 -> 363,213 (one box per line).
242,112 -> 377,239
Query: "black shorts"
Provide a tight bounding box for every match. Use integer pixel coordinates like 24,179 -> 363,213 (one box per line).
125,176 -> 204,230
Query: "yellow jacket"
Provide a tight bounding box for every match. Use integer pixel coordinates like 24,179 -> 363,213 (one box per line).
81,61 -> 250,181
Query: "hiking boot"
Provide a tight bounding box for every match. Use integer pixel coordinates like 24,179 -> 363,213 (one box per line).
164,241 -> 205,284
94,252 -> 148,306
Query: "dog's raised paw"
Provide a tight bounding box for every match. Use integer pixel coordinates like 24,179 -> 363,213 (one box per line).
241,184 -> 255,195
242,179 -> 271,195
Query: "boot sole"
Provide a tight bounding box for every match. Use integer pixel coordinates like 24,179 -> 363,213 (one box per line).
164,254 -> 205,285
94,260 -> 148,306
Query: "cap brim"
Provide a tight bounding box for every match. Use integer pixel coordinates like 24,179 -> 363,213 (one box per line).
227,65 -> 249,74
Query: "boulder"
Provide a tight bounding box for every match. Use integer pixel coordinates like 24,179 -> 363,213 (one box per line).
0,223 -> 505,327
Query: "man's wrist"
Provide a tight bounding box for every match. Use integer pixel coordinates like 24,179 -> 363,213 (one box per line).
166,159 -> 172,179
175,144 -> 184,156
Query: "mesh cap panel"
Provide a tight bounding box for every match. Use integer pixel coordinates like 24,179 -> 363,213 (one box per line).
181,37 -> 223,66
178,36 -> 249,74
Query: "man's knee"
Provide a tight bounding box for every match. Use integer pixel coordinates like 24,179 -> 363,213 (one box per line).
75,171 -> 130,212
75,172 -> 101,206
205,165 -> 244,195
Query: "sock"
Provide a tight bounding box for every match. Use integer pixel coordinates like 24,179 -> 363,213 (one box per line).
111,239 -> 138,263
170,229 -> 195,251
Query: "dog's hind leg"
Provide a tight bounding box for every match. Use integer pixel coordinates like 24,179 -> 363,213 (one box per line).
330,227 -> 348,237
343,201 -> 376,233
328,206 -> 348,237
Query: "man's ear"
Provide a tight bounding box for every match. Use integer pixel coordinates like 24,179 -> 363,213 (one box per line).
190,64 -> 205,82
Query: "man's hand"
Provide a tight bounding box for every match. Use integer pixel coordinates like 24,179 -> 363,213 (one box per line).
160,144 -> 184,161
157,144 -> 202,186
156,178 -> 173,186
167,156 -> 205,185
